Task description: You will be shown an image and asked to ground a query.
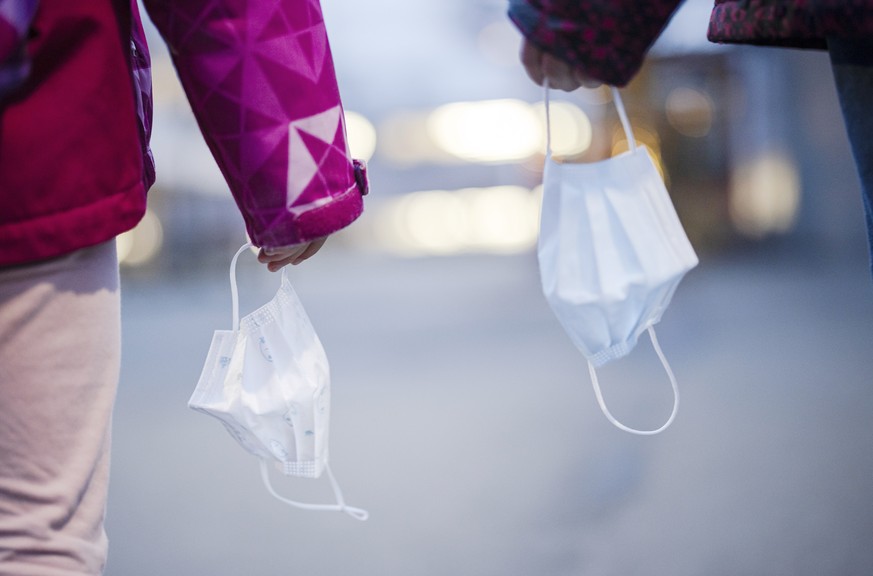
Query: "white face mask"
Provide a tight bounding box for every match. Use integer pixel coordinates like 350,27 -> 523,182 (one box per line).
538,87 -> 698,435
189,243 -> 368,520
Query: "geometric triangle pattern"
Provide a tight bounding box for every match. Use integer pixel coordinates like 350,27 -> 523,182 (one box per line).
287,105 -> 353,211
142,0 -> 366,246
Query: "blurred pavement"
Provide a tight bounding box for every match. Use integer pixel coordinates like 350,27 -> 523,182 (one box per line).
105,240 -> 873,576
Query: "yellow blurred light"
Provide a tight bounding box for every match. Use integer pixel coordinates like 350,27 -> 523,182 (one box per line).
117,209 -> 163,266
373,191 -> 468,256
402,190 -> 469,254
344,110 -> 377,162
729,152 -> 800,238
369,186 -> 541,256
378,111 -> 451,166
427,99 -> 542,163
612,124 -> 660,156
665,87 -> 714,138
463,186 -> 540,253
533,101 -> 593,158
610,124 -> 667,182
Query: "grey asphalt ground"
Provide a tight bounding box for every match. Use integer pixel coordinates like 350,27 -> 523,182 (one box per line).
105,241 -> 873,576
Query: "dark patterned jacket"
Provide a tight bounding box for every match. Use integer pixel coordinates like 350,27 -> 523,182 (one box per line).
508,0 -> 873,86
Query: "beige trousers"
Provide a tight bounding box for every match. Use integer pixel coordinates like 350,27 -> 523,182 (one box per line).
0,241 -> 119,575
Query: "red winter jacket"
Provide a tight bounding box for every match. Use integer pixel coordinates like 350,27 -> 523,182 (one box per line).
508,0 -> 873,86
0,1 -> 148,266
0,0 -> 367,267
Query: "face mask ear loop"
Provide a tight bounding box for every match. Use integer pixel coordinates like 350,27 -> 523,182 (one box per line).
325,463 -> 370,521
258,460 -> 370,521
611,87 -> 637,153
587,326 -> 680,435
229,242 -> 253,333
543,80 -> 553,159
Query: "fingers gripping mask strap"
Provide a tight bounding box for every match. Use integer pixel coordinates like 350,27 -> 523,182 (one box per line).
259,460 -> 370,521
588,327 -> 680,435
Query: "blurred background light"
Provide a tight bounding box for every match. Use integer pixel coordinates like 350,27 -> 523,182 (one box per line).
378,110 -> 452,166
427,99 -> 542,163
610,124 -> 668,183
729,151 -> 801,238
477,20 -> 523,68
532,100 -> 594,158
378,99 -> 593,167
387,190 -> 470,255
367,185 -> 540,256
611,123 -> 661,156
344,110 -> 377,162
463,185 -> 541,253
117,208 -> 164,267
665,86 -> 714,138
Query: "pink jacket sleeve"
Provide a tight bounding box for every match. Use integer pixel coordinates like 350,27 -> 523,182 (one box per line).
142,0 -> 367,248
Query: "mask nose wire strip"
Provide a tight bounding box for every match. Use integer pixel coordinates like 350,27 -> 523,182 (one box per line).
229,242 -> 253,333
588,326 -> 680,435
259,460 -> 370,521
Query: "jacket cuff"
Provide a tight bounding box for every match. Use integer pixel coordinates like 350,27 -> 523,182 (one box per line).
251,160 -> 368,249
506,1 -> 539,38
508,0 -> 681,87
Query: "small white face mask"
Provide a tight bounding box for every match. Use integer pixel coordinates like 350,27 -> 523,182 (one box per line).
538,86 -> 698,435
189,243 -> 368,520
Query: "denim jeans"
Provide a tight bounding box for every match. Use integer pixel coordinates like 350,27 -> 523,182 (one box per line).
828,38 -> 873,278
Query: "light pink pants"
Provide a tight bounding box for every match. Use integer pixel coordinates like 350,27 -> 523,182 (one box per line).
0,241 -> 119,575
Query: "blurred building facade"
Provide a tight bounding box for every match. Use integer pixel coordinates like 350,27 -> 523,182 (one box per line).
124,0 -> 867,273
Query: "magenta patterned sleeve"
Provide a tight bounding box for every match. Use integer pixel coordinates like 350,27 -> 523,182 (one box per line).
508,0 -> 685,86
707,0 -> 873,48
142,0 -> 367,249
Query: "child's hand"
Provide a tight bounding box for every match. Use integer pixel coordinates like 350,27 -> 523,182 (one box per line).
257,237 -> 328,271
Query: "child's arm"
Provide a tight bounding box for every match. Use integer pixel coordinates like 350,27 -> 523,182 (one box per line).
141,0 -> 367,252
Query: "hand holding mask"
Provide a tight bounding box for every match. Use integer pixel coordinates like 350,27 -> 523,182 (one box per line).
189,243 -> 368,520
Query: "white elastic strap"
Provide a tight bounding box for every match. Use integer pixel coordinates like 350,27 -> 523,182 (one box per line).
588,326 -> 680,435
543,80 -> 553,157
543,84 -> 636,155
230,243 -> 295,331
611,87 -> 637,152
229,242 -> 252,332
259,459 -> 370,521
